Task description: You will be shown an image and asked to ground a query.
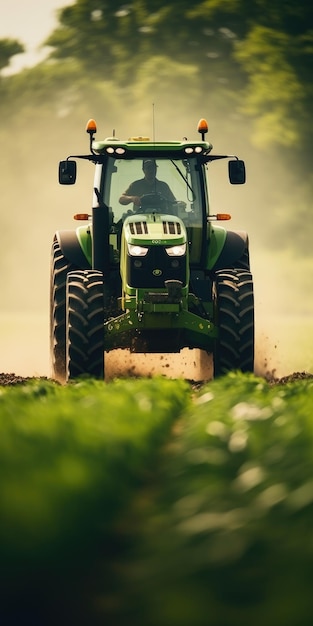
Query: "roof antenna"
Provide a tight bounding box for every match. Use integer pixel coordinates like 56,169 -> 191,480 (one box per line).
152,102 -> 155,142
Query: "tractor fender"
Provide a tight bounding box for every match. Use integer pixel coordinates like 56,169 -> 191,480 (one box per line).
208,228 -> 249,271
56,229 -> 91,269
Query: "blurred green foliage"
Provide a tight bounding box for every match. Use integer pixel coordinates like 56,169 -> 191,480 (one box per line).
1,373 -> 313,625
0,38 -> 24,71
0,377 -> 188,563
1,0 -> 312,152
0,376 -> 189,623
43,0 -> 313,155
127,372 -> 313,626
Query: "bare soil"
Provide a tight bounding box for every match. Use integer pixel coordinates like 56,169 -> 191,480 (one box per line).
0,373 -> 48,386
266,370 -> 313,385
1,370 -> 313,387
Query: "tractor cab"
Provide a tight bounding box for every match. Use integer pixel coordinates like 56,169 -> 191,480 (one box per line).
58,118 -> 246,273
94,151 -> 207,266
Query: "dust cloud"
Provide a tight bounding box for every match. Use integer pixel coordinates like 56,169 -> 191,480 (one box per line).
0,109 -> 312,380
105,349 -> 213,382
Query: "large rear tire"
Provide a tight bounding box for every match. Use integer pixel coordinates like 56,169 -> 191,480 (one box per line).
66,270 -> 105,381
50,237 -> 78,383
213,269 -> 254,376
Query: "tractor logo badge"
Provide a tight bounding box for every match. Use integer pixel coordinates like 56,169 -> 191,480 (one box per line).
153,269 -> 162,276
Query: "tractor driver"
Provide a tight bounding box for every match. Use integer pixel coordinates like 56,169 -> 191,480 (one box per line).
119,159 -> 176,209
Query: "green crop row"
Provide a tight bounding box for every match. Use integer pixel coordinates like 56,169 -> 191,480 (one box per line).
0,376 -> 189,623
122,372 -> 313,626
0,377 -> 189,561
1,372 -> 313,625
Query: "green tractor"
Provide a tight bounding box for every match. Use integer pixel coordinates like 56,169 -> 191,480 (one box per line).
50,117 -> 254,382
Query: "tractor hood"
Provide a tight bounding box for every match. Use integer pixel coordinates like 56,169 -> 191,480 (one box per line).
124,213 -> 186,247
120,213 -> 189,296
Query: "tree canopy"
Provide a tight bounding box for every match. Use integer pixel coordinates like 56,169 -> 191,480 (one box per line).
43,0 -> 313,156
0,38 -> 24,72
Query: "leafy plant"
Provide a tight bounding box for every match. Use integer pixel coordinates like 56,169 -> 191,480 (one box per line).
120,372 -> 313,626
0,376 -> 188,567
1,373 -> 313,625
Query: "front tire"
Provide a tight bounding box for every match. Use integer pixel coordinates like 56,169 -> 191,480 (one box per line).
213,269 -> 254,376
50,237 -> 79,383
66,270 -> 105,381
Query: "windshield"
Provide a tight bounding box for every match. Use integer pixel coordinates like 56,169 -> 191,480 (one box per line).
102,157 -> 203,230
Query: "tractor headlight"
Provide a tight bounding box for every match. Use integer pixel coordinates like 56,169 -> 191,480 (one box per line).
165,243 -> 186,257
128,244 -> 149,256
184,146 -> 203,154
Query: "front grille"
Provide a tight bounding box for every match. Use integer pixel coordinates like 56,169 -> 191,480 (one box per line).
127,245 -> 186,288
163,221 -> 181,235
129,221 -> 148,235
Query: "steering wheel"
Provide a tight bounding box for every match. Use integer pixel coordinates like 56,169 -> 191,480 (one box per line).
136,192 -> 168,213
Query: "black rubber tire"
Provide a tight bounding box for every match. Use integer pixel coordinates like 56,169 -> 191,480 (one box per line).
236,247 -> 251,271
66,270 -> 105,380
50,237 -> 78,383
213,269 -> 254,376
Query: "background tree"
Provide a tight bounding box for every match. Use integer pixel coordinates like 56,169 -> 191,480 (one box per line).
45,0 -> 244,93
191,0 -> 313,155
0,38 -> 24,73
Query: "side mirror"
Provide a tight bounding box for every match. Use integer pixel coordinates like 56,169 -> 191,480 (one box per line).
59,160 -> 77,185
228,159 -> 246,185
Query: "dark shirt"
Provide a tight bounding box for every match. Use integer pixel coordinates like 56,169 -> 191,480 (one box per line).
123,178 -> 176,202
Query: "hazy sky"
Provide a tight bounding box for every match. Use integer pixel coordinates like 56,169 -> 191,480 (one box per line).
0,0 -> 74,73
